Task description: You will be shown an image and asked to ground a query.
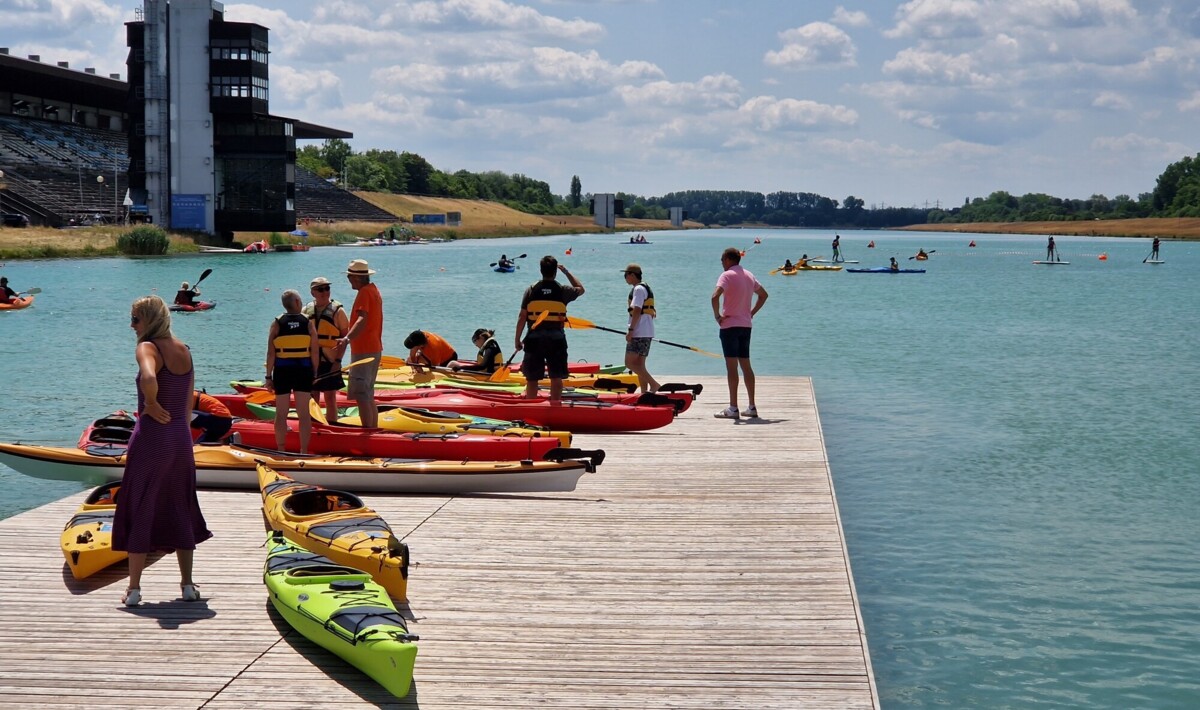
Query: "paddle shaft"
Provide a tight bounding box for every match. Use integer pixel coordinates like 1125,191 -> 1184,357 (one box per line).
575,320 -> 720,358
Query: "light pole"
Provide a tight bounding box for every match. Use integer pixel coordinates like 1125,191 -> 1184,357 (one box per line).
97,174 -> 117,224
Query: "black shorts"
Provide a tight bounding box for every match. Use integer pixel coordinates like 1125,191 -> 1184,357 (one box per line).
272,364 -> 313,395
521,333 -> 569,380
313,358 -> 344,392
718,327 -> 752,359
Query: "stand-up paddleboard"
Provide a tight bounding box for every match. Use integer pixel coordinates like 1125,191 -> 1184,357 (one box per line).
811,259 -> 860,264
1146,260 -> 1165,264
1033,260 -> 1070,265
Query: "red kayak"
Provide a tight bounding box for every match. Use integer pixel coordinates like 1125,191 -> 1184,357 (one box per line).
229,418 -> 561,460
228,381 -> 699,415
169,300 -> 217,312
360,388 -> 676,432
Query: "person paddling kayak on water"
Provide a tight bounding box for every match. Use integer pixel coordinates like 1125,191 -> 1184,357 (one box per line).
498,254 -> 514,269
889,257 -> 900,272
174,281 -> 200,307
0,277 -> 16,304
797,254 -> 809,268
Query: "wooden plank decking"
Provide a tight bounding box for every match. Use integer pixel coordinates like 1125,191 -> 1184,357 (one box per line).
0,376 -> 878,709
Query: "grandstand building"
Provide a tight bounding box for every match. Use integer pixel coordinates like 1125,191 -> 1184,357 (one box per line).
1,0 -> 392,238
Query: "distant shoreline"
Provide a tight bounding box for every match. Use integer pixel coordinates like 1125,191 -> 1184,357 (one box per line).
5,213 -> 1198,260
894,218 -> 1200,240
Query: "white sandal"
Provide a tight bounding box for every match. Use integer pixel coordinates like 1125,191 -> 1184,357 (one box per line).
181,584 -> 201,602
122,588 -> 141,607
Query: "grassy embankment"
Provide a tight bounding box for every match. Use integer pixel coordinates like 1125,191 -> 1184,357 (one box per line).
0,196 -> 694,260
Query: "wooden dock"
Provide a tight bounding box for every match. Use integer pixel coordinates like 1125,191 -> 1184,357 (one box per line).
0,376 -> 878,708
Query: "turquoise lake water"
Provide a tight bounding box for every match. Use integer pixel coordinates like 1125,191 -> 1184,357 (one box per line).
1,229 -> 1197,707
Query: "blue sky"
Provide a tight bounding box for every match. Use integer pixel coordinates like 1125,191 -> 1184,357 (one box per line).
5,0 -> 1200,208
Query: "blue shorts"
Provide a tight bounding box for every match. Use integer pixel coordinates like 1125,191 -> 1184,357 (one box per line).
272,363 -> 313,395
719,327 -> 752,359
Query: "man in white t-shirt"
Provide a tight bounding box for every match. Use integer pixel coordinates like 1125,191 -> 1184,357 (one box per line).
622,263 -> 661,394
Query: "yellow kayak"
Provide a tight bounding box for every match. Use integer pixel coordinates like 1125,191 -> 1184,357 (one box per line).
258,461 -> 411,601
60,481 -> 125,579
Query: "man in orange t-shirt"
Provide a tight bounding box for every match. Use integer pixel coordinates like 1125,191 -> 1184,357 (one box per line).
337,259 -> 383,428
403,330 -> 459,370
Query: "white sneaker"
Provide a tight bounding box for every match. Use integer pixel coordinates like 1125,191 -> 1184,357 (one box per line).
181,584 -> 202,602
714,406 -> 740,419
744,406 -> 759,418
122,588 -> 141,607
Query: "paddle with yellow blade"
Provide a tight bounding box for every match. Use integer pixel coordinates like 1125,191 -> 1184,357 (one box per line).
564,315 -> 722,358
489,310 -> 550,382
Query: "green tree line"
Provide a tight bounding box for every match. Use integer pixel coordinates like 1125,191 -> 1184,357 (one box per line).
301,139 -> 1200,227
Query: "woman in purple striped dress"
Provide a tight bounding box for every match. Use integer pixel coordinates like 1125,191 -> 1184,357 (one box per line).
112,296 -> 212,607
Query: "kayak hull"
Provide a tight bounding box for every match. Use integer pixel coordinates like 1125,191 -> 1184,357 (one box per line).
846,268 -> 926,273
264,532 -> 417,697
169,300 -> 217,312
229,417 -> 564,460
0,295 -> 34,310
0,443 -> 597,493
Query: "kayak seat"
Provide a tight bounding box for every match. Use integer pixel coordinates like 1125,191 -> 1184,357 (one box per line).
283,489 -> 365,516
89,427 -> 133,444
84,482 -> 121,505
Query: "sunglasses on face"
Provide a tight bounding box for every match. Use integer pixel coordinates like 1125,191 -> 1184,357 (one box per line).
313,285 -> 331,292
130,315 -> 140,324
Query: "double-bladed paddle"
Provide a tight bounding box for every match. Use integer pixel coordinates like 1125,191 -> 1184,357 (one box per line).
489,253 -> 527,267
564,315 -> 721,358
908,250 -> 936,261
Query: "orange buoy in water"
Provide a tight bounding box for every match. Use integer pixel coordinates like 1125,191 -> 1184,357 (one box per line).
1099,253 -> 1108,261
867,241 -> 875,248
565,248 -> 572,255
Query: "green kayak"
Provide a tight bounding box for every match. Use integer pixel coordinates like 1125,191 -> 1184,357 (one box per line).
264,531 -> 419,697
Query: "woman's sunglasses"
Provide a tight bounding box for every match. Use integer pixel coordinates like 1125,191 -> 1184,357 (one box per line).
130,315 -> 140,324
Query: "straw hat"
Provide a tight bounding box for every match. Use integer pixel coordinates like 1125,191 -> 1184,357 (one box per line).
346,259 -> 376,276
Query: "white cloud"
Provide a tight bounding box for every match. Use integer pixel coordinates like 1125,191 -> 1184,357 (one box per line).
1091,132 -> 1192,160
885,0 -> 985,40
616,74 -> 743,111
737,96 -> 858,131
831,6 -> 870,28
764,22 -> 857,69
1179,91 -> 1200,112
271,65 -> 345,112
1092,91 -> 1131,110
882,47 -> 998,87
332,0 -> 606,40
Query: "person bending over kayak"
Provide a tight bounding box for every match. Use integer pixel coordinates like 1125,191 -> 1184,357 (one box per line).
191,391 -> 232,443
174,281 -> 200,307
451,328 -> 504,373
404,330 -> 458,370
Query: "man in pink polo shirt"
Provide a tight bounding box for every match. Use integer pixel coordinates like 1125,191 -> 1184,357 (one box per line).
711,247 -> 769,420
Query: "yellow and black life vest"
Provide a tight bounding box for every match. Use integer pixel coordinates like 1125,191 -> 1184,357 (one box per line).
628,282 -> 655,318
303,300 -> 344,350
273,312 -> 312,362
525,279 -> 570,325
476,337 -> 503,370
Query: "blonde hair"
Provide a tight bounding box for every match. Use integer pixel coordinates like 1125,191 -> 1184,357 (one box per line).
132,295 -> 173,342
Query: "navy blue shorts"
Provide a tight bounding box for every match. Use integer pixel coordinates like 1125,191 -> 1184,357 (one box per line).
718,327 -> 752,359
312,358 -> 344,392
